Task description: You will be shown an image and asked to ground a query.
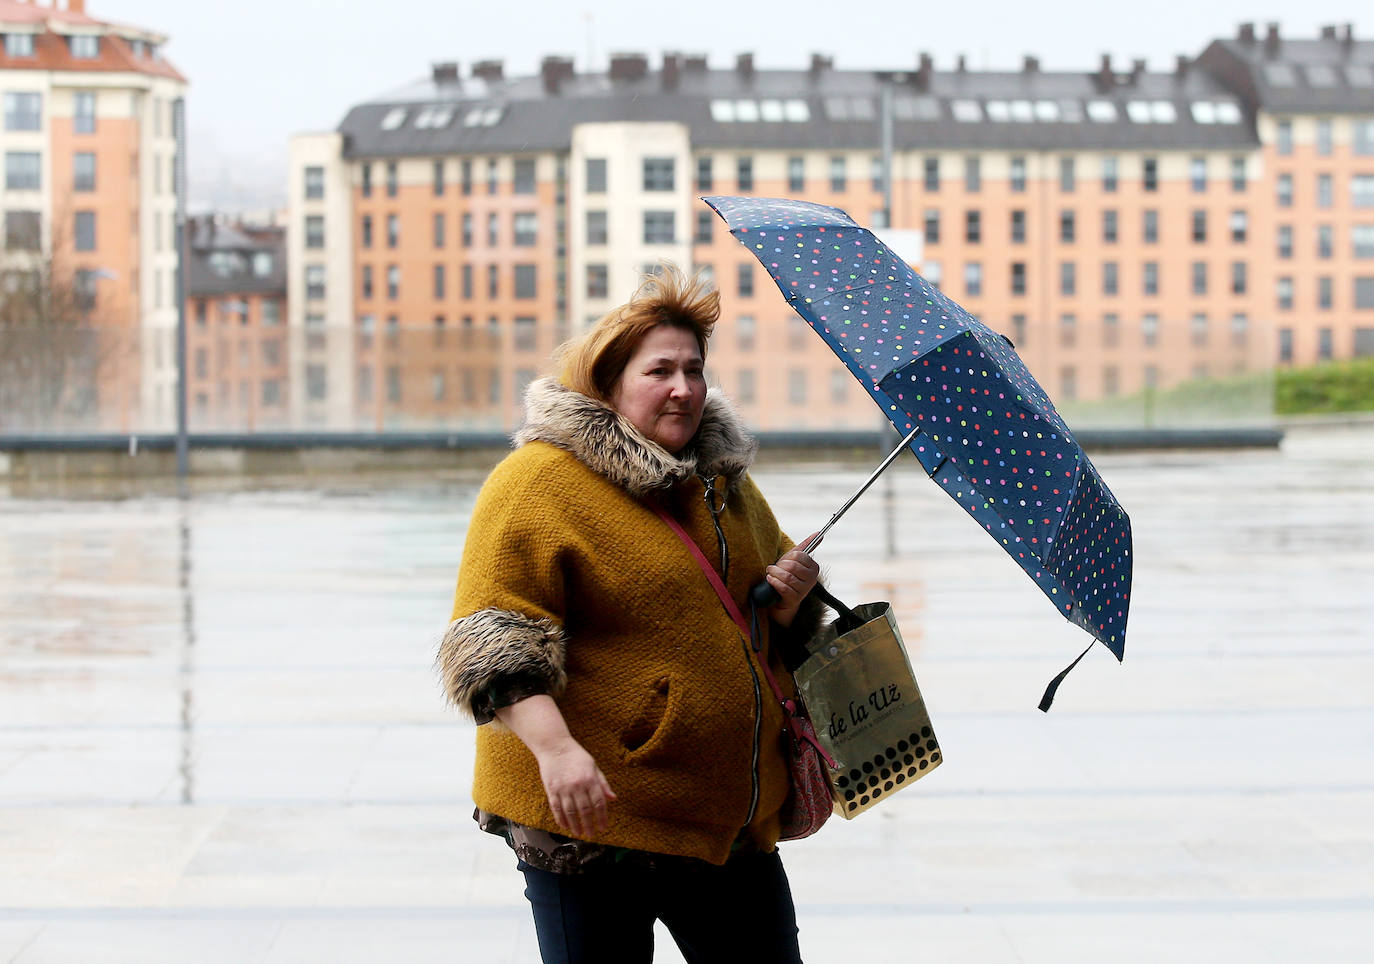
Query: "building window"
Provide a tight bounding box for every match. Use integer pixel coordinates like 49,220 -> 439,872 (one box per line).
1102,313 -> 1119,348
513,211 -> 537,247
460,158 -> 472,195
1059,262 -> 1076,296
306,264 -> 326,300
1231,156 -> 1247,192
69,34 -> 99,58
583,158 -> 606,194
643,157 -> 675,191
74,211 -> 96,251
306,365 -> 328,402
923,209 -> 940,244
360,214 -> 373,248
1142,156 -> 1158,192
433,263 -> 446,299
1058,156 -> 1074,193
788,316 -> 808,351
1143,261 -> 1158,296
361,265 -> 373,299
1102,261 -> 1118,296
1356,121 -> 1374,156
1103,365 -> 1119,396
964,156 -> 980,193
1010,156 -> 1026,193
965,210 -> 981,243
487,264 -> 499,298
643,211 -> 675,244
1358,278 -> 1374,310
487,159 -> 498,194
1192,261 -> 1207,295
737,156 -> 754,192
1353,175 -> 1374,207
1011,261 -> 1026,295
1231,261 -> 1247,295
1060,366 -> 1077,400
1318,326 -> 1333,358
1010,209 -> 1026,244
587,264 -> 608,298
872,156 -> 886,193
1278,225 -> 1293,259
1277,173 -> 1293,207
4,32 -> 34,57
461,213 -> 473,247
1354,224 -> 1374,259
1317,119 -> 1333,156
738,263 -> 754,297
1231,210 -> 1248,244
1059,314 -> 1077,348
514,264 -> 536,299
737,369 -> 755,403
433,159 -> 445,196
386,161 -> 398,198
360,163 -> 372,198
4,151 -> 40,190
829,155 -> 847,193
461,264 -> 473,299
1012,314 -> 1027,346
386,214 -> 399,248
386,265 -> 399,300
1190,156 -> 1206,193
73,91 -> 95,133
1103,210 -> 1118,244
787,156 -> 804,193
1313,175 -> 1335,210
1278,327 -> 1294,362
487,212 -> 499,246
697,156 -> 713,192
1059,210 -> 1075,243
514,317 -> 537,353
923,156 -> 939,192
737,315 -> 756,351
693,209 -> 712,244
1191,210 -> 1206,243
305,215 -> 324,249
303,165 -> 324,199
964,261 -> 982,296
788,369 -> 807,405
1190,313 -> 1209,346
1143,210 -> 1159,244
1276,119 -> 1293,155
513,158 -> 536,194
587,210 -> 608,245
1142,314 -> 1159,348
1319,277 -> 1334,311
1101,155 -> 1118,193
433,212 -> 446,248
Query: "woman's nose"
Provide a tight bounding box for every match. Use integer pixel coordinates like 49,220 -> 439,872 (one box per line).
667,372 -> 690,397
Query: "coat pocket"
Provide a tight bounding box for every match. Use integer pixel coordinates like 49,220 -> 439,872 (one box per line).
620,675 -> 672,757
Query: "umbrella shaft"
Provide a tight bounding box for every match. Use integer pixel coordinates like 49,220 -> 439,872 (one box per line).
810,426 -> 921,550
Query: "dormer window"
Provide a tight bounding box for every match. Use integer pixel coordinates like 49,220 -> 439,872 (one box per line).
5,34 -> 35,57
70,35 -> 100,59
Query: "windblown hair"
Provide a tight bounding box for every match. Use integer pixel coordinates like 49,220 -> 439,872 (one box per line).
556,262 -> 719,402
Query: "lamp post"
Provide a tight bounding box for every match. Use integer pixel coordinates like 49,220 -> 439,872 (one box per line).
173,97 -> 189,479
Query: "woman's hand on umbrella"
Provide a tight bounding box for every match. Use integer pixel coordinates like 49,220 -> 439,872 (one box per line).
766,533 -> 821,628
533,737 -> 617,839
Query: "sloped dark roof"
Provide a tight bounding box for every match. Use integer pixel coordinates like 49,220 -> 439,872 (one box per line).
337,61 -> 1258,158
186,220 -> 285,298
1199,32 -> 1374,113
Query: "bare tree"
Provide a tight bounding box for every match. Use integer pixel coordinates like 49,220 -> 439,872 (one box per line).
0,212 -> 124,432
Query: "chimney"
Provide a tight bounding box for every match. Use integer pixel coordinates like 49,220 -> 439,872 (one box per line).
1175,54 -> 1190,79
609,52 -> 648,82
540,55 -> 574,94
1238,23 -> 1255,45
661,52 -> 681,90
1343,23 -> 1355,52
1320,25 -> 1338,40
684,54 -> 708,73
1022,55 -> 1040,73
809,53 -> 833,77
472,60 -> 504,83
1092,52 -> 1114,91
736,52 -> 755,79
915,51 -> 933,90
1264,23 -> 1280,57
431,62 -> 459,86
956,54 -> 967,73
1131,58 -> 1146,83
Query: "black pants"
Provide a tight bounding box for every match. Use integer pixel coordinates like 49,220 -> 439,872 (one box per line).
518,849 -> 803,964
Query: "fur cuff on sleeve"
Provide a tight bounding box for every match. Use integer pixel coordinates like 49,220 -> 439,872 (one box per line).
775,589 -> 832,672
436,608 -> 567,720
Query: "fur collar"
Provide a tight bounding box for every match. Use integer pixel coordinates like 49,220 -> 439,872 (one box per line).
514,378 -> 757,496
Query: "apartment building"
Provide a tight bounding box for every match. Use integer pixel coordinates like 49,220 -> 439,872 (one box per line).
290,24 -> 1372,432
185,217 -> 288,430
0,0 -> 186,430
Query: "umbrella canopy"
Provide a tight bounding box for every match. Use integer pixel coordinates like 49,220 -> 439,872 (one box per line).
704,195 -> 1132,672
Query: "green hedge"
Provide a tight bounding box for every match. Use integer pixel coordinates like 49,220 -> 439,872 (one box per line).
1275,356 -> 1374,414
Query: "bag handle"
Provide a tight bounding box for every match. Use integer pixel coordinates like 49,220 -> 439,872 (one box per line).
648,502 -> 835,768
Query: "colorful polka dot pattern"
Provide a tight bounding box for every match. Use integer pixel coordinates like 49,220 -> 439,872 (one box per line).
704,194 -> 1133,654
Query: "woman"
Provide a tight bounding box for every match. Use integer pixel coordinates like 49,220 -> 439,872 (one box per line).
438,264 -> 824,963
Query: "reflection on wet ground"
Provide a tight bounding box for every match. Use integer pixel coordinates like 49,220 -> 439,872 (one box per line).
1,426 -> 1371,962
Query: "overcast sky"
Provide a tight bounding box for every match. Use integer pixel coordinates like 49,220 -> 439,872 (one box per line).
101,0 -> 1368,210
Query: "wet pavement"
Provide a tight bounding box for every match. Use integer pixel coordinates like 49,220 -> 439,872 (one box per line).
1,424 -> 1371,962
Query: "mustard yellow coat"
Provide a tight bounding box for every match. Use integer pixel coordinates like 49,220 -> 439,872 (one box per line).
439,378 -> 821,865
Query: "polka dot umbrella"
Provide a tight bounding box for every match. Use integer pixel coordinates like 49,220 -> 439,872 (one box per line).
704,195 -> 1133,709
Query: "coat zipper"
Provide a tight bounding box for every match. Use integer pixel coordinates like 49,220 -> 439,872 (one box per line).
739,631 -> 764,827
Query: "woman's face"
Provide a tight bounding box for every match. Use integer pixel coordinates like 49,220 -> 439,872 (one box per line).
610,325 -> 707,454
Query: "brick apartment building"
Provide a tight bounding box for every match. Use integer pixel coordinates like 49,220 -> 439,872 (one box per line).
289,23 -> 1373,432
0,0 -> 185,430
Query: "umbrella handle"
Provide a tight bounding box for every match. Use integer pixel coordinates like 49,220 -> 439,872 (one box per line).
750,581 -> 862,632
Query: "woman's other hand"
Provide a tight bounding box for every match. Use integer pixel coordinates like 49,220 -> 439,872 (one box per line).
495,694 -> 617,839
766,532 -> 820,628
